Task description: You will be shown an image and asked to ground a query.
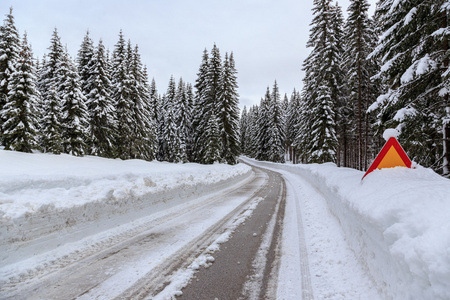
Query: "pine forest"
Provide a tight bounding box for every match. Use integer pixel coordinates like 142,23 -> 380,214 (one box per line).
1,2 -> 449,177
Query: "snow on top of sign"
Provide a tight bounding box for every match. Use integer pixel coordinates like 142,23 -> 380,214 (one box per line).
383,128 -> 400,141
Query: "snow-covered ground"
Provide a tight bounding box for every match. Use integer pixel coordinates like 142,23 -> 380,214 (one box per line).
244,158 -> 450,300
0,150 -> 251,271
1,150 -> 449,299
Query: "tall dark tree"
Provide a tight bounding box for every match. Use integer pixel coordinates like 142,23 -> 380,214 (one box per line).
218,52 -> 240,164
297,0 -> 343,163
0,8 -> 20,143
110,30 -> 134,159
192,49 -> 210,162
174,77 -> 191,162
343,0 -> 378,170
128,44 -> 156,160
57,48 -> 89,156
1,33 -> 39,152
163,76 -> 184,162
41,81 -> 62,154
77,30 -> 94,97
202,113 -> 222,164
256,89 -> 271,161
38,28 -> 65,153
85,39 -> 116,157
239,106 -> 249,155
286,89 -> 302,162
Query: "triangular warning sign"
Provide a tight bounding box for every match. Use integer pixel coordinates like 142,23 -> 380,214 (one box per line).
362,137 -> 412,179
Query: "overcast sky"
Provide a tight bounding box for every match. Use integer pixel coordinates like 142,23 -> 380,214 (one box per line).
1,0 -> 376,110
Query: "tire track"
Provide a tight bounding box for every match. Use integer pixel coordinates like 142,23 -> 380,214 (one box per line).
1,169 -> 265,300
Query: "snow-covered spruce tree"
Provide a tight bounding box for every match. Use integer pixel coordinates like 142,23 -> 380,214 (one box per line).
185,82 -> 195,161
297,0 -> 342,164
57,48 -> 89,156
128,44 -> 156,160
192,49 -> 210,162
267,81 -> 286,163
174,77 -> 191,162
38,28 -> 65,153
84,39 -> 116,158
203,113 -> 222,164
330,2 -> 348,167
41,81 -> 62,154
256,88 -> 271,161
157,93 -> 168,161
148,77 -> 159,124
286,89 -> 302,162
217,52 -> 240,164
38,29 -> 64,103
239,106 -> 249,155
343,0 -> 379,170
369,0 -> 450,175
0,7 -> 21,143
163,76 -> 184,163
1,33 -> 39,152
77,30 -> 94,97
111,30 -> 134,159
246,105 -> 260,158
194,44 -> 224,163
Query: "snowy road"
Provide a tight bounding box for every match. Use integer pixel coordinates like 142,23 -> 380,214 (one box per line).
1,159 -> 383,299
1,163 -> 282,299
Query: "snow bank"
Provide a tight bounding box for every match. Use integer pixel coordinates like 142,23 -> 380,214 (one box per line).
245,158 -> 450,300
0,150 -> 251,268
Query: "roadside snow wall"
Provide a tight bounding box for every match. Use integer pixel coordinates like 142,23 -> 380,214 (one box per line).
0,151 -> 252,269
245,158 -> 450,300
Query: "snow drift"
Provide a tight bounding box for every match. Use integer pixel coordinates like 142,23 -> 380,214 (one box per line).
245,158 -> 450,300
0,150 -> 251,268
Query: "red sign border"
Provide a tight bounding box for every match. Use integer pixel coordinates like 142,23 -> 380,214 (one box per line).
362,137 -> 412,180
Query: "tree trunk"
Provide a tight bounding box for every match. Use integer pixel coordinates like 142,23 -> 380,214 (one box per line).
442,10 -> 450,177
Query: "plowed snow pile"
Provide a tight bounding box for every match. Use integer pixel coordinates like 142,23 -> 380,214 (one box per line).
0,150 -> 251,268
250,159 -> 450,300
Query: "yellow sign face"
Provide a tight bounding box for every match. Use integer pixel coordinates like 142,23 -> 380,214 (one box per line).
376,145 -> 408,169
362,137 -> 412,179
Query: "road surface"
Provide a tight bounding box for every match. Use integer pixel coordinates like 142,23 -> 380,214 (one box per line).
1,163 -> 299,299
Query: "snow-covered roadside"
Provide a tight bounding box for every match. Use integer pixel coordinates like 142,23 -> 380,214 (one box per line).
243,157 -> 450,300
0,150 -> 251,270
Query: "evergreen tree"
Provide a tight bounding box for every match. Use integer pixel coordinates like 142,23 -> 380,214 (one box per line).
218,52 -> 240,164
1,33 -> 39,152
192,49 -> 210,162
85,39 -> 116,157
297,0 -> 342,163
41,81 -> 62,154
370,0 -> 450,175
77,30 -> 94,97
206,44 -> 222,115
343,0 -> 378,170
111,30 -> 134,159
185,82 -> 195,161
202,113 -> 222,164
38,28 -> 64,104
246,105 -> 259,158
174,77 -> 191,162
128,44 -> 156,160
239,106 -> 249,155
148,77 -> 159,123
0,7 -> 21,143
38,28 -> 65,153
163,76 -> 184,162
267,81 -> 286,163
57,48 -> 89,156
256,89 -> 271,161
286,89 -> 302,162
